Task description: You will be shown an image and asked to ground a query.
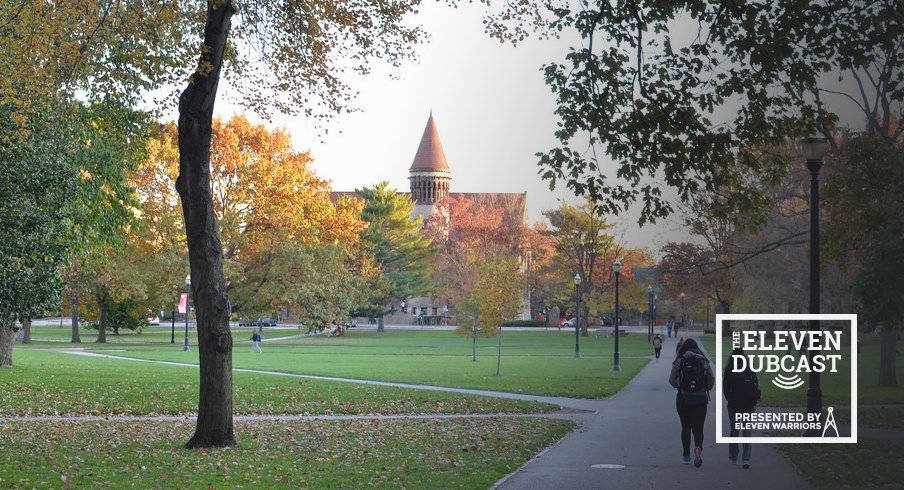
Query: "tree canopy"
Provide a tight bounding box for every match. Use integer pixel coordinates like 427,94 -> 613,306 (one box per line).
0,102 -> 76,365
488,1 -> 903,226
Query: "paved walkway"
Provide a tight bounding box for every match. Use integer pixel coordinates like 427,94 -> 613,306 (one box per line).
495,335 -> 810,490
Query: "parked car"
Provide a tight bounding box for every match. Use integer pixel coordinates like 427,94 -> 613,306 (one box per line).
257,317 -> 278,327
238,318 -> 256,327
147,316 -> 160,326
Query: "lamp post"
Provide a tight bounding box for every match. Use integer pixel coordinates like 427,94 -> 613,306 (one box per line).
612,259 -> 622,372
183,274 -> 191,352
801,135 -> 828,427
171,309 -> 175,343
573,273 -> 581,358
680,292 -> 685,332
647,285 -> 654,344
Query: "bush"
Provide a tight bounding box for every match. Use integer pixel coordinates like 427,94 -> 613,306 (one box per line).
501,320 -> 546,327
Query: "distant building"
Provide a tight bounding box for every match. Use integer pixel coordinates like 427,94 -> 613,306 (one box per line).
336,113 -> 530,324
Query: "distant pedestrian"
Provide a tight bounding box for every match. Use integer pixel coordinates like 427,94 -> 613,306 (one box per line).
669,338 -> 715,467
723,347 -> 760,469
653,335 -> 663,362
676,336 -> 685,354
251,329 -> 263,353
666,320 -> 673,338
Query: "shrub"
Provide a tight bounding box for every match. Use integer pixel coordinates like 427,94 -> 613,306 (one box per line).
501,320 -> 546,327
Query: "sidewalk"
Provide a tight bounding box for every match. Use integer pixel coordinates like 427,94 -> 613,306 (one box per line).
496,335 -> 810,489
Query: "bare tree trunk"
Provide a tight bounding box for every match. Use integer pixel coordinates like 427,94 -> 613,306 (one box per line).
719,298 -> 732,334
70,285 -> 81,343
0,318 -> 14,366
472,332 -> 477,361
879,326 -> 898,387
378,314 -> 385,333
22,319 -> 31,344
177,0 -> 236,449
96,292 -> 108,343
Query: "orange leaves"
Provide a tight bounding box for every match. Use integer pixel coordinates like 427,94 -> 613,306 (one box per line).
147,114 -> 364,264
206,115 -> 363,260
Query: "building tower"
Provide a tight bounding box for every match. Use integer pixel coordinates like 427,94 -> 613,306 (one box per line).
409,112 -> 451,220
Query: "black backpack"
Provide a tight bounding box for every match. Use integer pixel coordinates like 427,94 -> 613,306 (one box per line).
678,356 -> 707,392
732,371 -> 761,408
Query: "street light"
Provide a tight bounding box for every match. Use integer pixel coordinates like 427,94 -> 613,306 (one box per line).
184,274 -> 191,352
647,285 -> 654,344
801,135 -> 828,428
573,273 -> 583,358
680,292 -> 686,333
612,259 -> 622,372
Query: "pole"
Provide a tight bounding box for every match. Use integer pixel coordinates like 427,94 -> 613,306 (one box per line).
613,271 -> 621,371
496,326 -> 503,376
648,292 -> 653,344
574,283 -> 580,358
183,281 -> 190,352
806,157 -> 823,428
171,310 -> 175,343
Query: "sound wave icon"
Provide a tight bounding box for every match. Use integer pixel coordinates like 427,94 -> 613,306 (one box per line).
772,374 -> 805,390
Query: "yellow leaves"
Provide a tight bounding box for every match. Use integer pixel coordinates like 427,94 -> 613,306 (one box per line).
79,168 -> 95,181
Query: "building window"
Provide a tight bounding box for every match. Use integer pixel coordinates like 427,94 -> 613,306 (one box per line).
420,307 -> 427,315
432,307 -> 438,316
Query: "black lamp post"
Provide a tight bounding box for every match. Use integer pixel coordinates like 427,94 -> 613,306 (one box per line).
647,285 -> 654,344
183,274 -> 191,352
573,273 -> 581,358
680,292 -> 685,332
171,309 -> 175,343
613,259 -> 622,372
801,135 -> 828,425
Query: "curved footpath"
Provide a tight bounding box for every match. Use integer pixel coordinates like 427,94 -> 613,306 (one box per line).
495,334 -> 809,490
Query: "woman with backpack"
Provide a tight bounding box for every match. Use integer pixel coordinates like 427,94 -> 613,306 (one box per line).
669,338 -> 715,467
723,347 -> 760,468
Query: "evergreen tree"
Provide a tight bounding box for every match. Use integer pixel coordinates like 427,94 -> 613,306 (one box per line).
356,182 -> 435,332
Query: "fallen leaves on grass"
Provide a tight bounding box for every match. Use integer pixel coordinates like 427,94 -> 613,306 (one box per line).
0,418 -> 573,488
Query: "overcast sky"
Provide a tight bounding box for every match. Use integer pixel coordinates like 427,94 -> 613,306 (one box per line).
209,2 -> 684,252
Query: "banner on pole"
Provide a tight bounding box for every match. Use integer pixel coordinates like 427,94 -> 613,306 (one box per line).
177,293 -> 188,314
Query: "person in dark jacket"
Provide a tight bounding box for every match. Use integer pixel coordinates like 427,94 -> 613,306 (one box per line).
653,335 -> 663,362
723,347 -> 760,468
669,338 -> 715,467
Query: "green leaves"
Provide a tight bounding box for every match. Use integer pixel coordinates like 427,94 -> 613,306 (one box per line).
356,182 -> 436,315
494,1 -> 901,226
0,101 -> 77,330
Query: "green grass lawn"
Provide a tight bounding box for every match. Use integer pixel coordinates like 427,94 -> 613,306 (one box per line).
23,328 -> 657,398
0,418 -> 573,488
777,439 -> 904,489
0,349 -> 550,416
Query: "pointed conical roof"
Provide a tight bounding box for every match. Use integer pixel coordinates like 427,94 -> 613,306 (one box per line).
409,112 -> 450,172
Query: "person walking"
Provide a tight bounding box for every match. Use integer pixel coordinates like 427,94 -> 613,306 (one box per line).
669,338 -> 715,467
653,334 -> 663,362
676,336 -> 685,354
723,347 -> 760,469
666,320 -> 673,338
250,329 -> 263,353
